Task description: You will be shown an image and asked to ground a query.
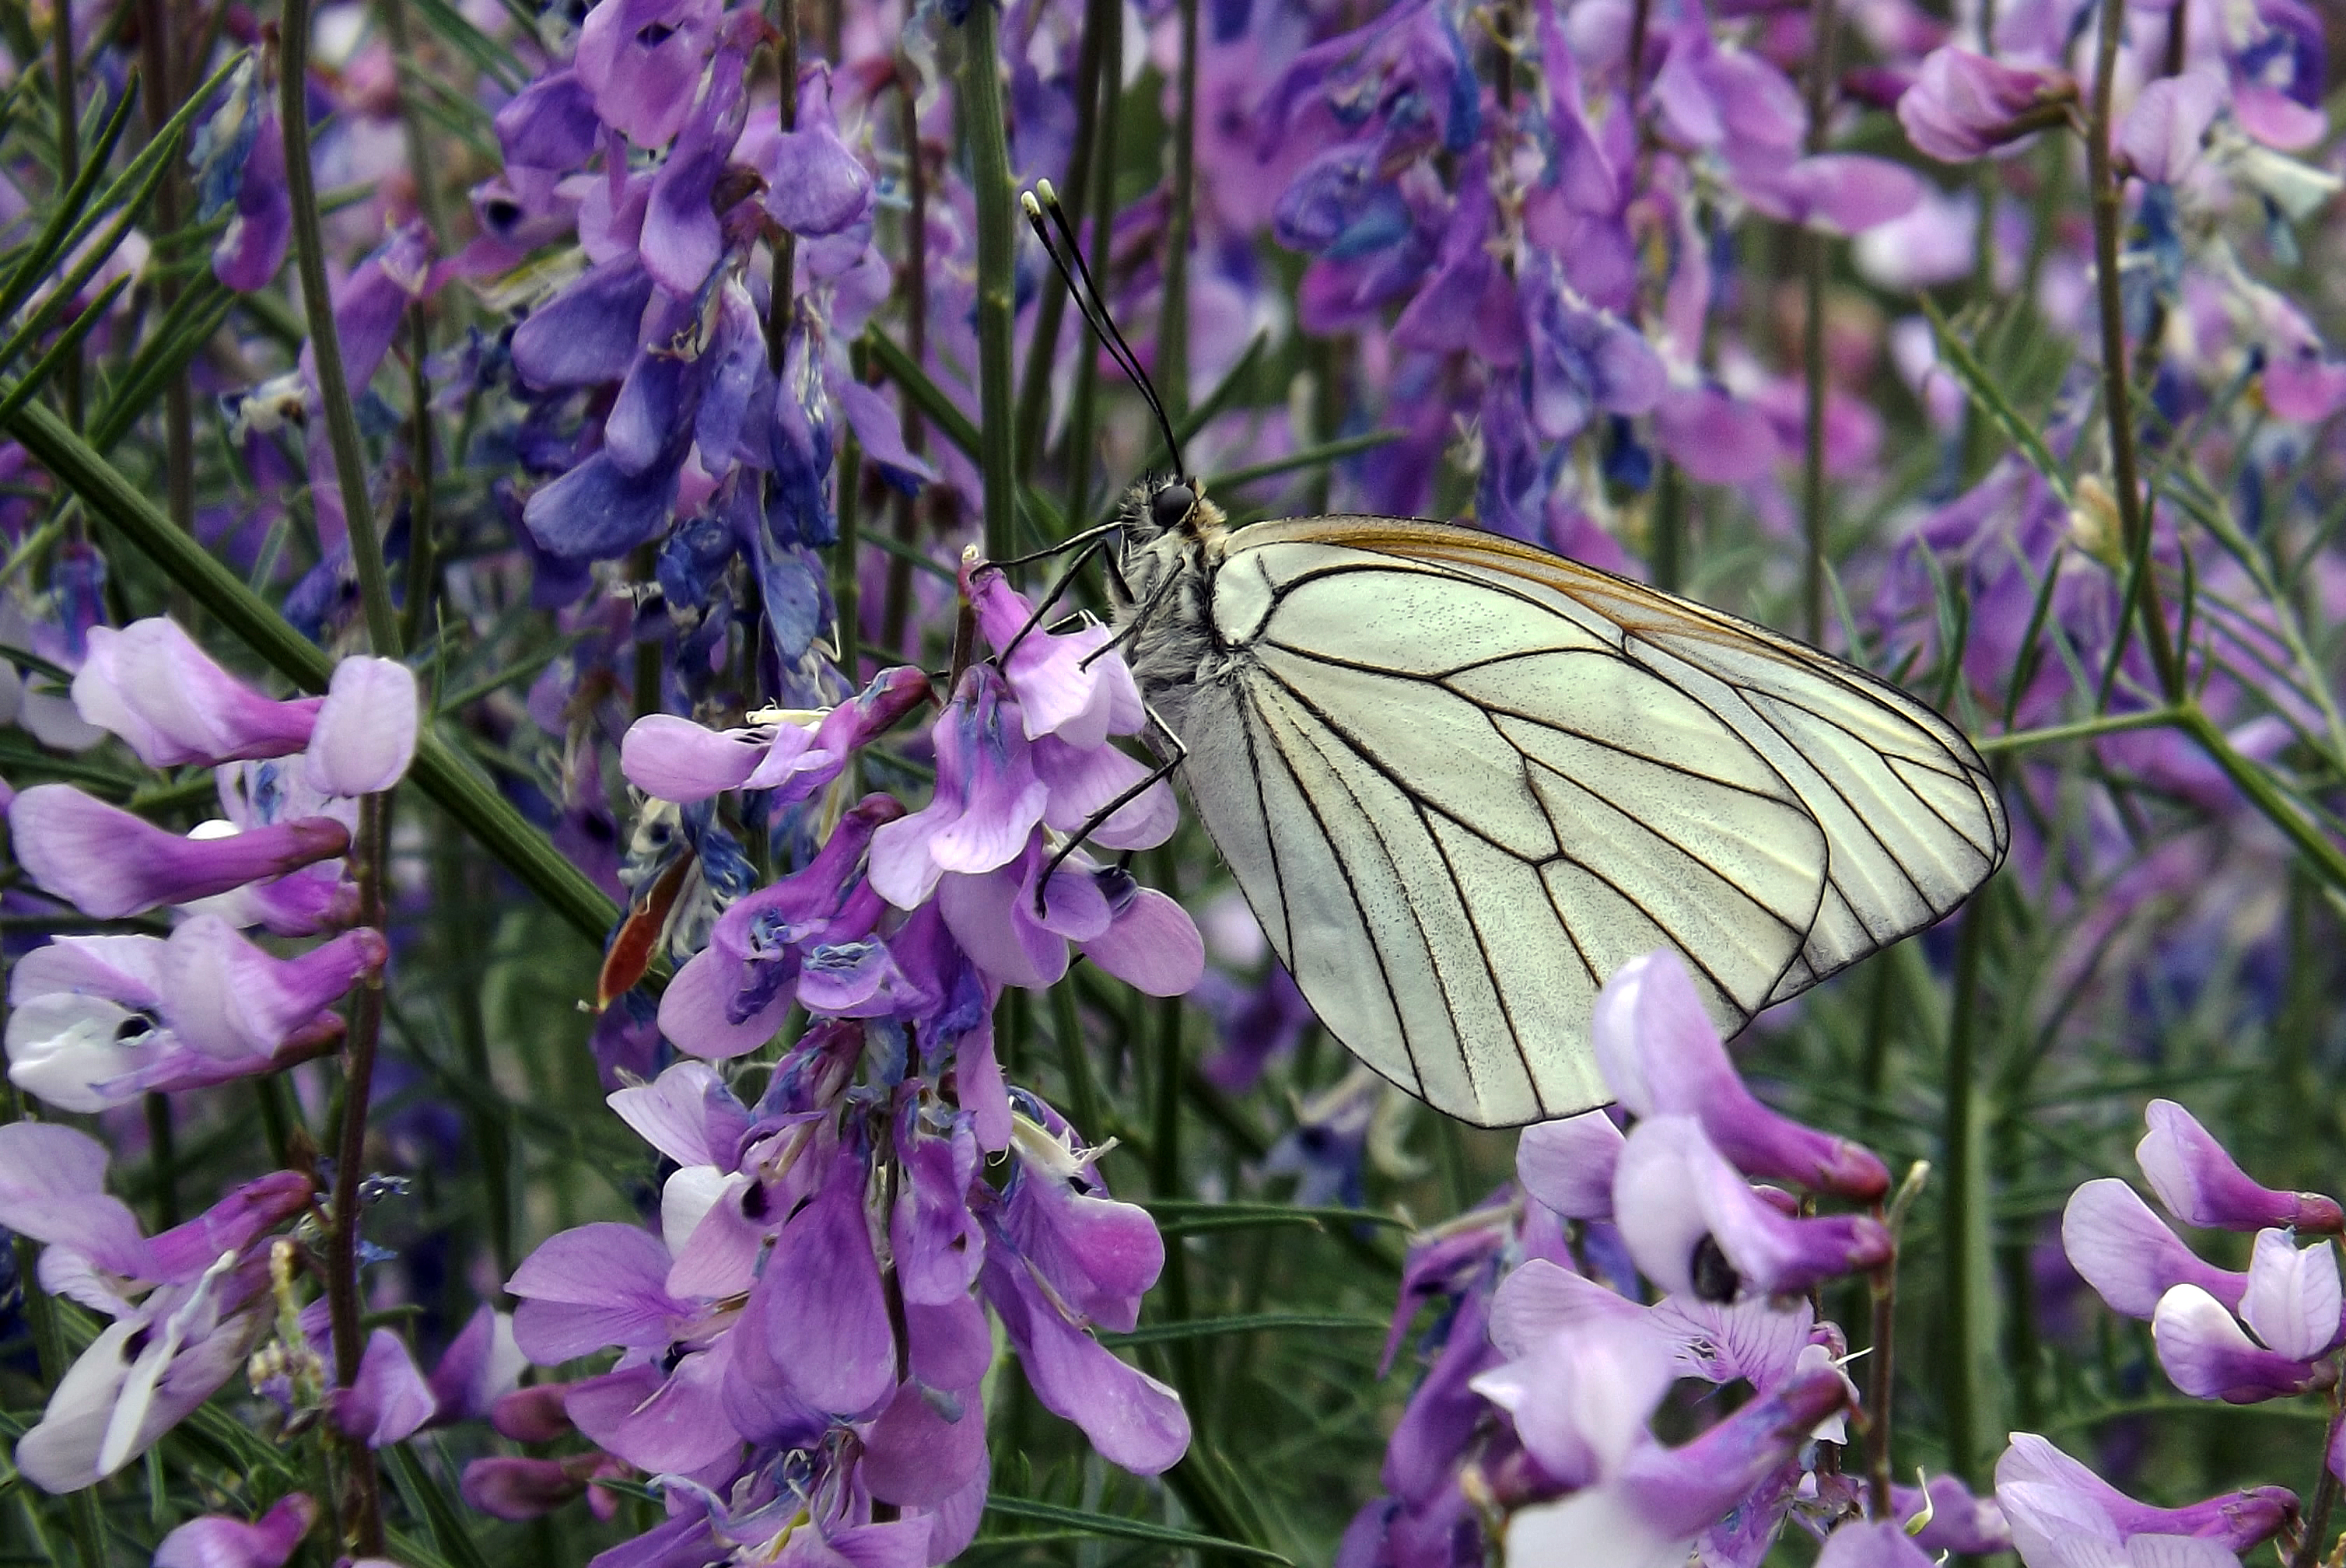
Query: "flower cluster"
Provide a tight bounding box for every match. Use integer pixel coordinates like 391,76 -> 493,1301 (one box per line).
485,571 -> 1199,1562
1349,954 -> 2310,1568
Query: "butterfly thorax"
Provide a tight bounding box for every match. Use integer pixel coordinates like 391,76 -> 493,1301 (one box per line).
1112,477 -> 1240,716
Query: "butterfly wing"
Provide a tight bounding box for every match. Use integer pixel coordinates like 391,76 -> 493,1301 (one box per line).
1165,515 -> 2005,1128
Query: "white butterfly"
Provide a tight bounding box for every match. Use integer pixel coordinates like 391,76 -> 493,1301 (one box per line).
1105,478 -> 2008,1129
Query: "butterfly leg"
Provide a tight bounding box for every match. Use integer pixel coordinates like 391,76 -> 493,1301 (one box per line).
1033,705 -> 1189,915
995,535 -> 1108,665
1077,569 -> 1182,672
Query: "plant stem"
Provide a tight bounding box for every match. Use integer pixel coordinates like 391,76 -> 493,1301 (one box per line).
1799,0 -> 1837,645
282,0 -> 402,658
51,0 -> 84,432
140,0 -> 194,545
2291,1395 -> 2343,1568
881,75 -> 927,654
1012,0 -> 1115,481
1865,1242 -> 1897,1518
2085,0 -> 2181,701
834,429 -> 862,689
400,304 -> 436,652
1939,899 -> 1996,1488
327,790 -> 393,1556
1157,0 -> 1199,423
145,1090 -> 179,1228
766,0 -> 799,373
960,0 -> 1017,562
1064,4 -> 1121,526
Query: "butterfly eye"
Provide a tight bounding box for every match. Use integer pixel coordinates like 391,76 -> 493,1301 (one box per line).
1150,483 -> 1196,534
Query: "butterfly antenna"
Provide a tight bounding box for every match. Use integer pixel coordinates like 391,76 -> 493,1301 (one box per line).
1022,182 -> 1188,482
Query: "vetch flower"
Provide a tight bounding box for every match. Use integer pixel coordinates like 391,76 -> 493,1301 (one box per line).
0,1125 -> 311,1490
2063,1178 -> 2250,1318
1612,1115 -> 1891,1300
1898,48 -> 2077,163
2150,1229 -> 2343,1403
619,664 -> 927,804
153,1493 -> 316,1568
2135,1098 -> 2344,1234
1994,1433 -> 2296,1563
5,917 -> 384,1111
1594,951 -> 1889,1199
71,618 -> 321,767
8,785 -> 349,920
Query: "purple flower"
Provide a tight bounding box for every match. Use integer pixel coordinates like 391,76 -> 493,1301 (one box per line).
762,66 -> 876,237
1891,1472 -> 2013,1556
8,785 -> 351,920
425,1304 -> 525,1427
329,1329 -> 437,1447
5,916 -> 384,1111
0,1126 -> 311,1490
463,1452 -> 626,1523
1521,255 -> 1665,443
302,656 -> 418,796
1593,951 -> 1889,1199
153,1493 -> 316,1568
1815,1518 -> 1937,1568
2120,68 -> 2229,184
1994,1433 -> 2296,1563
1898,47 -> 2077,162
656,796 -> 904,1059
574,0 -> 725,149
1500,1365 -> 1851,1565
2136,1098 -> 2344,1234
71,618 -> 321,767
1612,1115 -> 1891,1300
1518,1111 -> 1625,1221
620,665 -> 928,804
2062,1178 -> 2248,1319
2151,1228 -> 2342,1403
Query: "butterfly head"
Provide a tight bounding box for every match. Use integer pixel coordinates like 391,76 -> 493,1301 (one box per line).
1121,473 -> 1226,552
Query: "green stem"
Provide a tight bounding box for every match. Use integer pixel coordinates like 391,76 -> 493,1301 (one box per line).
1011,0 -> 1115,481
5,400 -> 623,943
1066,5 -> 1121,526
51,0 -> 83,432
881,75 -> 927,655
2176,705 -> 2346,895
283,0 -> 401,657
2290,1395 -> 2343,1568
1157,0 -> 1199,423
1939,899 -> 1996,1488
834,428 -> 862,689
401,303 -> 436,652
139,0 -> 193,547
960,0 -> 1017,563
327,790 -> 394,1556
2085,0 -> 2180,702
1974,705 -> 2182,754
1799,0 -> 1837,645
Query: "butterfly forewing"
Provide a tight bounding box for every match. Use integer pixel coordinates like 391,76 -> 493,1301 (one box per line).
1157,513 -> 2007,1128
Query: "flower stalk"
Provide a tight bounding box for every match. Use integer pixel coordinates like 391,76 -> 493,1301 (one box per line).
961,0 -> 1018,562
281,0 -> 403,660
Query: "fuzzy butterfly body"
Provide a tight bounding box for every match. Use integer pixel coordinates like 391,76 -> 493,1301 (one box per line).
1108,478 -> 2008,1128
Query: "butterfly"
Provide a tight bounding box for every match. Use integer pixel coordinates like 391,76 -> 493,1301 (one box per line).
1020,187 -> 2008,1129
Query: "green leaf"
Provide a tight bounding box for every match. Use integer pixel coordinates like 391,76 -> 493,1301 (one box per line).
1920,296 -> 2073,509
386,1441 -> 497,1568
981,1497 -> 1294,1565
